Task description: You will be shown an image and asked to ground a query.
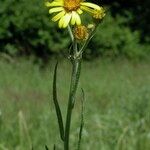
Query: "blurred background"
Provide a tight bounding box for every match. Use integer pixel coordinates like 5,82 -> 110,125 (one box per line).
0,0 -> 150,150
0,0 -> 150,60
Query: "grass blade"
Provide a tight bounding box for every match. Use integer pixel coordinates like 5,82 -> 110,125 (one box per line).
18,111 -> 32,149
53,61 -> 64,141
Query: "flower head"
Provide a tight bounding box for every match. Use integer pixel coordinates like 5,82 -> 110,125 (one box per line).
45,0 -> 103,28
93,7 -> 106,22
74,25 -> 89,41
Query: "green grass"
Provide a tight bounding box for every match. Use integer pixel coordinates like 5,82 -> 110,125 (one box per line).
0,58 -> 150,150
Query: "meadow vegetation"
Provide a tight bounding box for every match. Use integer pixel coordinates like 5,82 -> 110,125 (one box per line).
0,58 -> 150,150
0,0 -> 150,149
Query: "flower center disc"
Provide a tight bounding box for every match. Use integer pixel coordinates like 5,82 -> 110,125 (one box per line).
64,0 -> 81,11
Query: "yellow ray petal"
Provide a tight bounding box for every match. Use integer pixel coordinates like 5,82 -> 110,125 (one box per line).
71,11 -> 76,25
77,8 -> 83,14
45,1 -> 63,7
52,11 -> 66,22
81,2 -> 101,10
58,16 -> 65,28
74,12 -> 81,25
62,13 -> 72,28
49,7 -> 64,14
80,6 -> 94,14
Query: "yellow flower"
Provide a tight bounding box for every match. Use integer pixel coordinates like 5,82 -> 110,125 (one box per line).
93,7 -> 106,20
45,0 -> 102,28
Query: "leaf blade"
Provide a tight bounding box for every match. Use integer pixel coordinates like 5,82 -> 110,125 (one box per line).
77,88 -> 85,150
45,145 -> 49,150
53,61 -> 65,141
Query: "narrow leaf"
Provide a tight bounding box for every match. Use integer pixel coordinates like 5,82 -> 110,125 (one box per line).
53,61 -> 65,141
53,144 -> 56,150
77,88 -> 85,150
45,145 -> 49,150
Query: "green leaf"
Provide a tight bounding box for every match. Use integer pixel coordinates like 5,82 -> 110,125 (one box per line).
53,61 -> 65,141
77,88 -> 85,150
53,144 -> 56,150
45,145 -> 49,150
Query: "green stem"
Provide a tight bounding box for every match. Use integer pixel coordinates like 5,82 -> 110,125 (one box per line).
77,25 -> 98,56
67,25 -> 74,42
64,58 -> 82,150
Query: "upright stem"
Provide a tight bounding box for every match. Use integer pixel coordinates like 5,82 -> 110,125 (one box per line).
64,57 -> 82,150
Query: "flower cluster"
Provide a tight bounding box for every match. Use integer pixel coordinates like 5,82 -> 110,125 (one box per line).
45,0 -> 105,29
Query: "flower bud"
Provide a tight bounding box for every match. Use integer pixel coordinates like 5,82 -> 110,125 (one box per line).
93,7 -> 106,23
74,25 -> 89,41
